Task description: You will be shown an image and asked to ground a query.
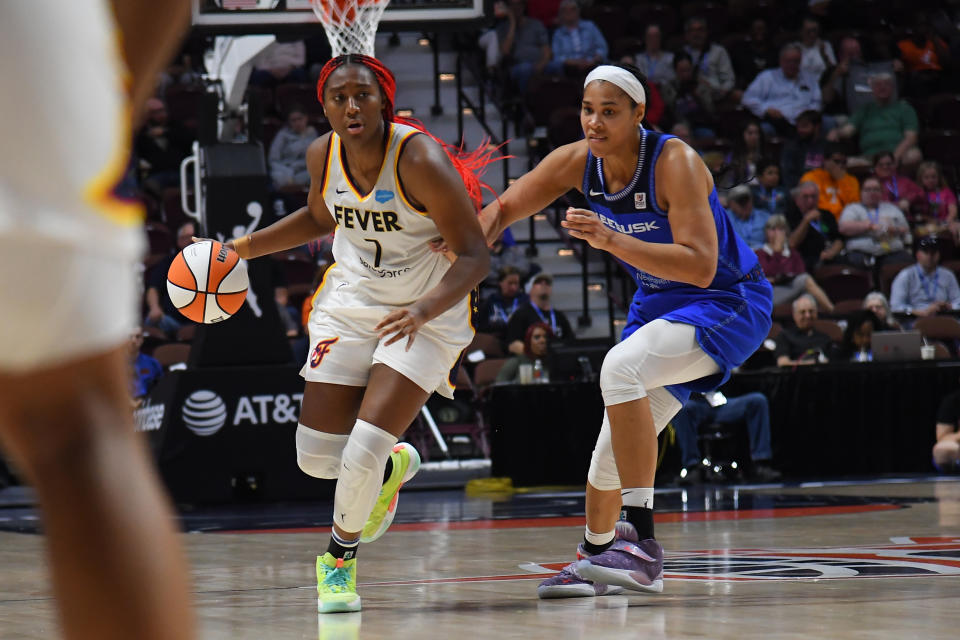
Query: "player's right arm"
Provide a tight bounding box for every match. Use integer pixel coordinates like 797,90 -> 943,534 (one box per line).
110,0 -> 192,120
479,140 -> 588,245
228,135 -> 338,260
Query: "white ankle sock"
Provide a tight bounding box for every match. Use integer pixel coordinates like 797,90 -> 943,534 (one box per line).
584,527 -> 615,546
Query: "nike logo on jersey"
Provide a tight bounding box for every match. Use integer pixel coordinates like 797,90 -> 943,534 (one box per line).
598,213 -> 660,234
335,188 -> 348,194
589,189 -> 604,197
332,204 -> 403,232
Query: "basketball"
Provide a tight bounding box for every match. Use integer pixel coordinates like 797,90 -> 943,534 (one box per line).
166,240 -> 248,324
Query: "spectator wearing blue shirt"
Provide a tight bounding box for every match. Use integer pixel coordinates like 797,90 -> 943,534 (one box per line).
742,43 -> 822,137
551,0 -> 608,76
725,184 -> 771,250
628,24 -> 675,87
129,329 -> 163,404
890,237 -> 960,317
751,159 -> 787,215
497,0 -> 562,92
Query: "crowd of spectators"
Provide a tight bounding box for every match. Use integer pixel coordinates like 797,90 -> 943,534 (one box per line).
468,0 -> 960,373
116,1 -> 960,480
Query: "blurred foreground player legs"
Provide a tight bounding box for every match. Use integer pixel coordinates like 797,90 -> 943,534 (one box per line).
480,63 -> 772,598
213,55 -> 490,613
0,2 -> 194,640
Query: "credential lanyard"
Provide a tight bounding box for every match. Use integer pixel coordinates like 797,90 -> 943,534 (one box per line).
917,265 -> 940,302
532,304 -> 559,336
494,297 -> 520,324
886,178 -> 899,201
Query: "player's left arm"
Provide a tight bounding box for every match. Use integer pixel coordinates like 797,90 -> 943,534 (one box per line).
375,135 -> 491,347
562,139 -> 718,288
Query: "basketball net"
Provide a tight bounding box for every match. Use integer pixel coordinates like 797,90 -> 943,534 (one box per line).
309,0 -> 390,57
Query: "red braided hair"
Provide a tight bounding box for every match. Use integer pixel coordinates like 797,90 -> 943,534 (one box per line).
316,54 -> 507,212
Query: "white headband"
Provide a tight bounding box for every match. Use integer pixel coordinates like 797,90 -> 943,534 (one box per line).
583,65 -> 646,105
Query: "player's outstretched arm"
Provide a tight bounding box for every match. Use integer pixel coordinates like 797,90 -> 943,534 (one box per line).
478,140 -> 588,245
227,136 -> 338,260
111,0 -> 192,120
562,139 -> 718,288
376,135 -> 491,348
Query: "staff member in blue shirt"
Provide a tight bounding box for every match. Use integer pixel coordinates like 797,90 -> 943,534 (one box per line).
890,236 -> 960,317
551,0 -> 608,75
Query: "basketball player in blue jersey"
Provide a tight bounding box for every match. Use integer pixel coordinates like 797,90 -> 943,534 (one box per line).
214,55 -> 491,613
480,63 -> 773,597
0,2 -> 195,638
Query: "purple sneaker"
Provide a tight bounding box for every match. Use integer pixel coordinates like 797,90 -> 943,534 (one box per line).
574,522 -> 664,594
537,544 -> 625,599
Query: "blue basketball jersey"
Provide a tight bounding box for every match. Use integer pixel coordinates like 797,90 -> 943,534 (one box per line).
582,129 -> 773,401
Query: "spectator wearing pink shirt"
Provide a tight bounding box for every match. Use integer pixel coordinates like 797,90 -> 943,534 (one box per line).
912,161 -> 958,227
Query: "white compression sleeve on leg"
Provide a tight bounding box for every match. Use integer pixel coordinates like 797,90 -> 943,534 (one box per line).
334,419 -> 398,533
296,424 -> 349,479
587,411 -> 621,491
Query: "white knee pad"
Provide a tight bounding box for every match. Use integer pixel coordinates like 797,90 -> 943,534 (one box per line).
296,424 -> 349,479
599,338 -> 649,407
334,419 -> 397,533
586,412 -> 621,491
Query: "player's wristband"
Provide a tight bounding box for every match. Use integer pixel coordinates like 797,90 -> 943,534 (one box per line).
233,234 -> 253,259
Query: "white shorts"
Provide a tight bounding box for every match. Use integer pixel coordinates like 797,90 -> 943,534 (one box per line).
299,265 -> 474,399
0,1 -> 145,372
0,236 -> 142,372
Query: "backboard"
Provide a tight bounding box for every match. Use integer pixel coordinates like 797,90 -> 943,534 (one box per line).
193,0 -> 484,32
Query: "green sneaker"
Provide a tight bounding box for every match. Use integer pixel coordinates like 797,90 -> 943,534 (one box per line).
360,442 -> 421,543
317,552 -> 361,613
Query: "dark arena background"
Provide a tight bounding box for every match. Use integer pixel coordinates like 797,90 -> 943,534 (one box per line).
4,0 -> 960,637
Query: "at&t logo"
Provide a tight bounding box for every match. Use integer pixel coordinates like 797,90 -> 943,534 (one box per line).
181,390 -> 228,436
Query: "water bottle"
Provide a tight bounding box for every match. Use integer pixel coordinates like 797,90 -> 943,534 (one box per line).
533,358 -> 544,383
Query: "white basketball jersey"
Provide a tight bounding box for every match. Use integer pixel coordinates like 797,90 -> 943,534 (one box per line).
0,0 -> 144,260
321,122 -> 453,307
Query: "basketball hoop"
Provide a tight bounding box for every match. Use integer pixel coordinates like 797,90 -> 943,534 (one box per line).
309,0 -> 390,57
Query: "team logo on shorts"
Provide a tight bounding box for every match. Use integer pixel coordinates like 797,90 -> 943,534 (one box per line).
310,337 -> 340,368
634,192 -> 647,209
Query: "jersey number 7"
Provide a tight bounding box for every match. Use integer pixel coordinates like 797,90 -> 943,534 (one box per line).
364,238 -> 383,268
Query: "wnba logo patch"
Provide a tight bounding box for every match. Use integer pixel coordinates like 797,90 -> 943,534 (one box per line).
310,337 -> 340,368
634,192 -> 647,209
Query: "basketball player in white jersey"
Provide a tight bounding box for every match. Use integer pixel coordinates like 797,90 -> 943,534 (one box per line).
0,2 -> 195,639
215,54 -> 490,612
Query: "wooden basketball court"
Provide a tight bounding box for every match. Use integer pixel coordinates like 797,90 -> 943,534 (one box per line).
3,477 -> 960,638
